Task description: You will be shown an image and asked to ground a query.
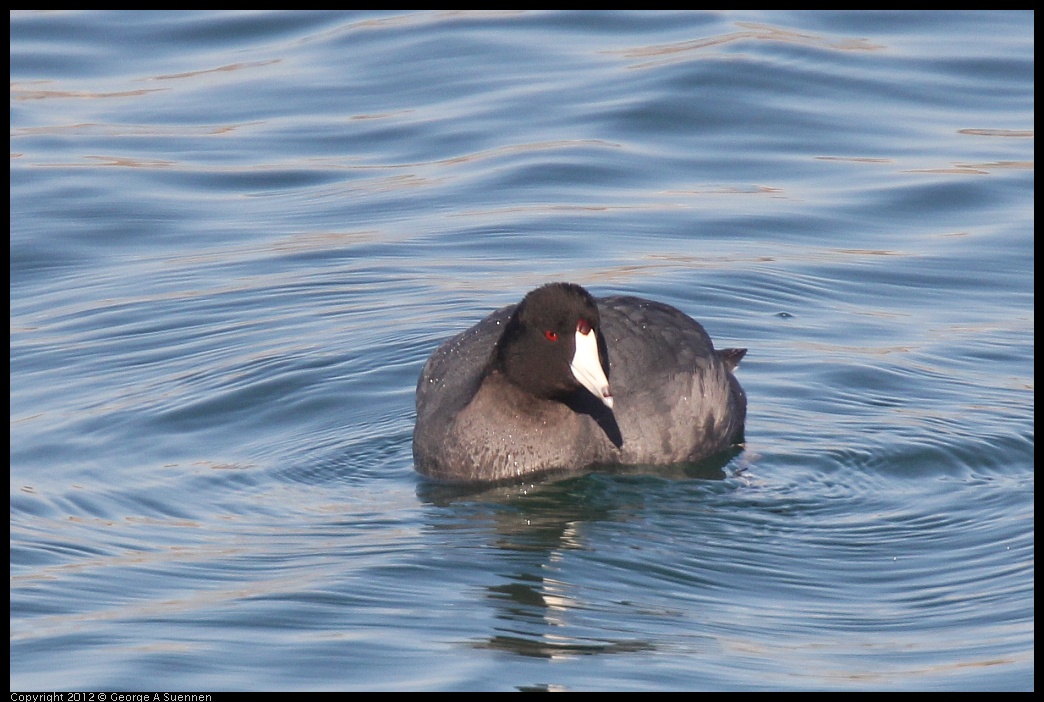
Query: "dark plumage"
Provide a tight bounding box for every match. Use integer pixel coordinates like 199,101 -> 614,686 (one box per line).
413,283 -> 746,483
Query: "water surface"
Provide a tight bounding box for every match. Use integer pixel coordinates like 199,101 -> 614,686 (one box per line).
10,10 -> 1033,691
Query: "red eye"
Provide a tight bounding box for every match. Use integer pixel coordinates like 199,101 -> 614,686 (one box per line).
544,330 -> 559,342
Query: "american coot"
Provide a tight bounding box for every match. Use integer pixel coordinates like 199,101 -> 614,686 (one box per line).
413,282 -> 746,483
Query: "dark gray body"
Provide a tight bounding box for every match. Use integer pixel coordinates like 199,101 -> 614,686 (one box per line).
413,295 -> 746,483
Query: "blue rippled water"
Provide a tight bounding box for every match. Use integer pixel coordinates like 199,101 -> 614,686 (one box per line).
10,10 -> 1033,691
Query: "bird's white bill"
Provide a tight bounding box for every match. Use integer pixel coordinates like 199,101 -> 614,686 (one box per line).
570,327 -> 614,408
